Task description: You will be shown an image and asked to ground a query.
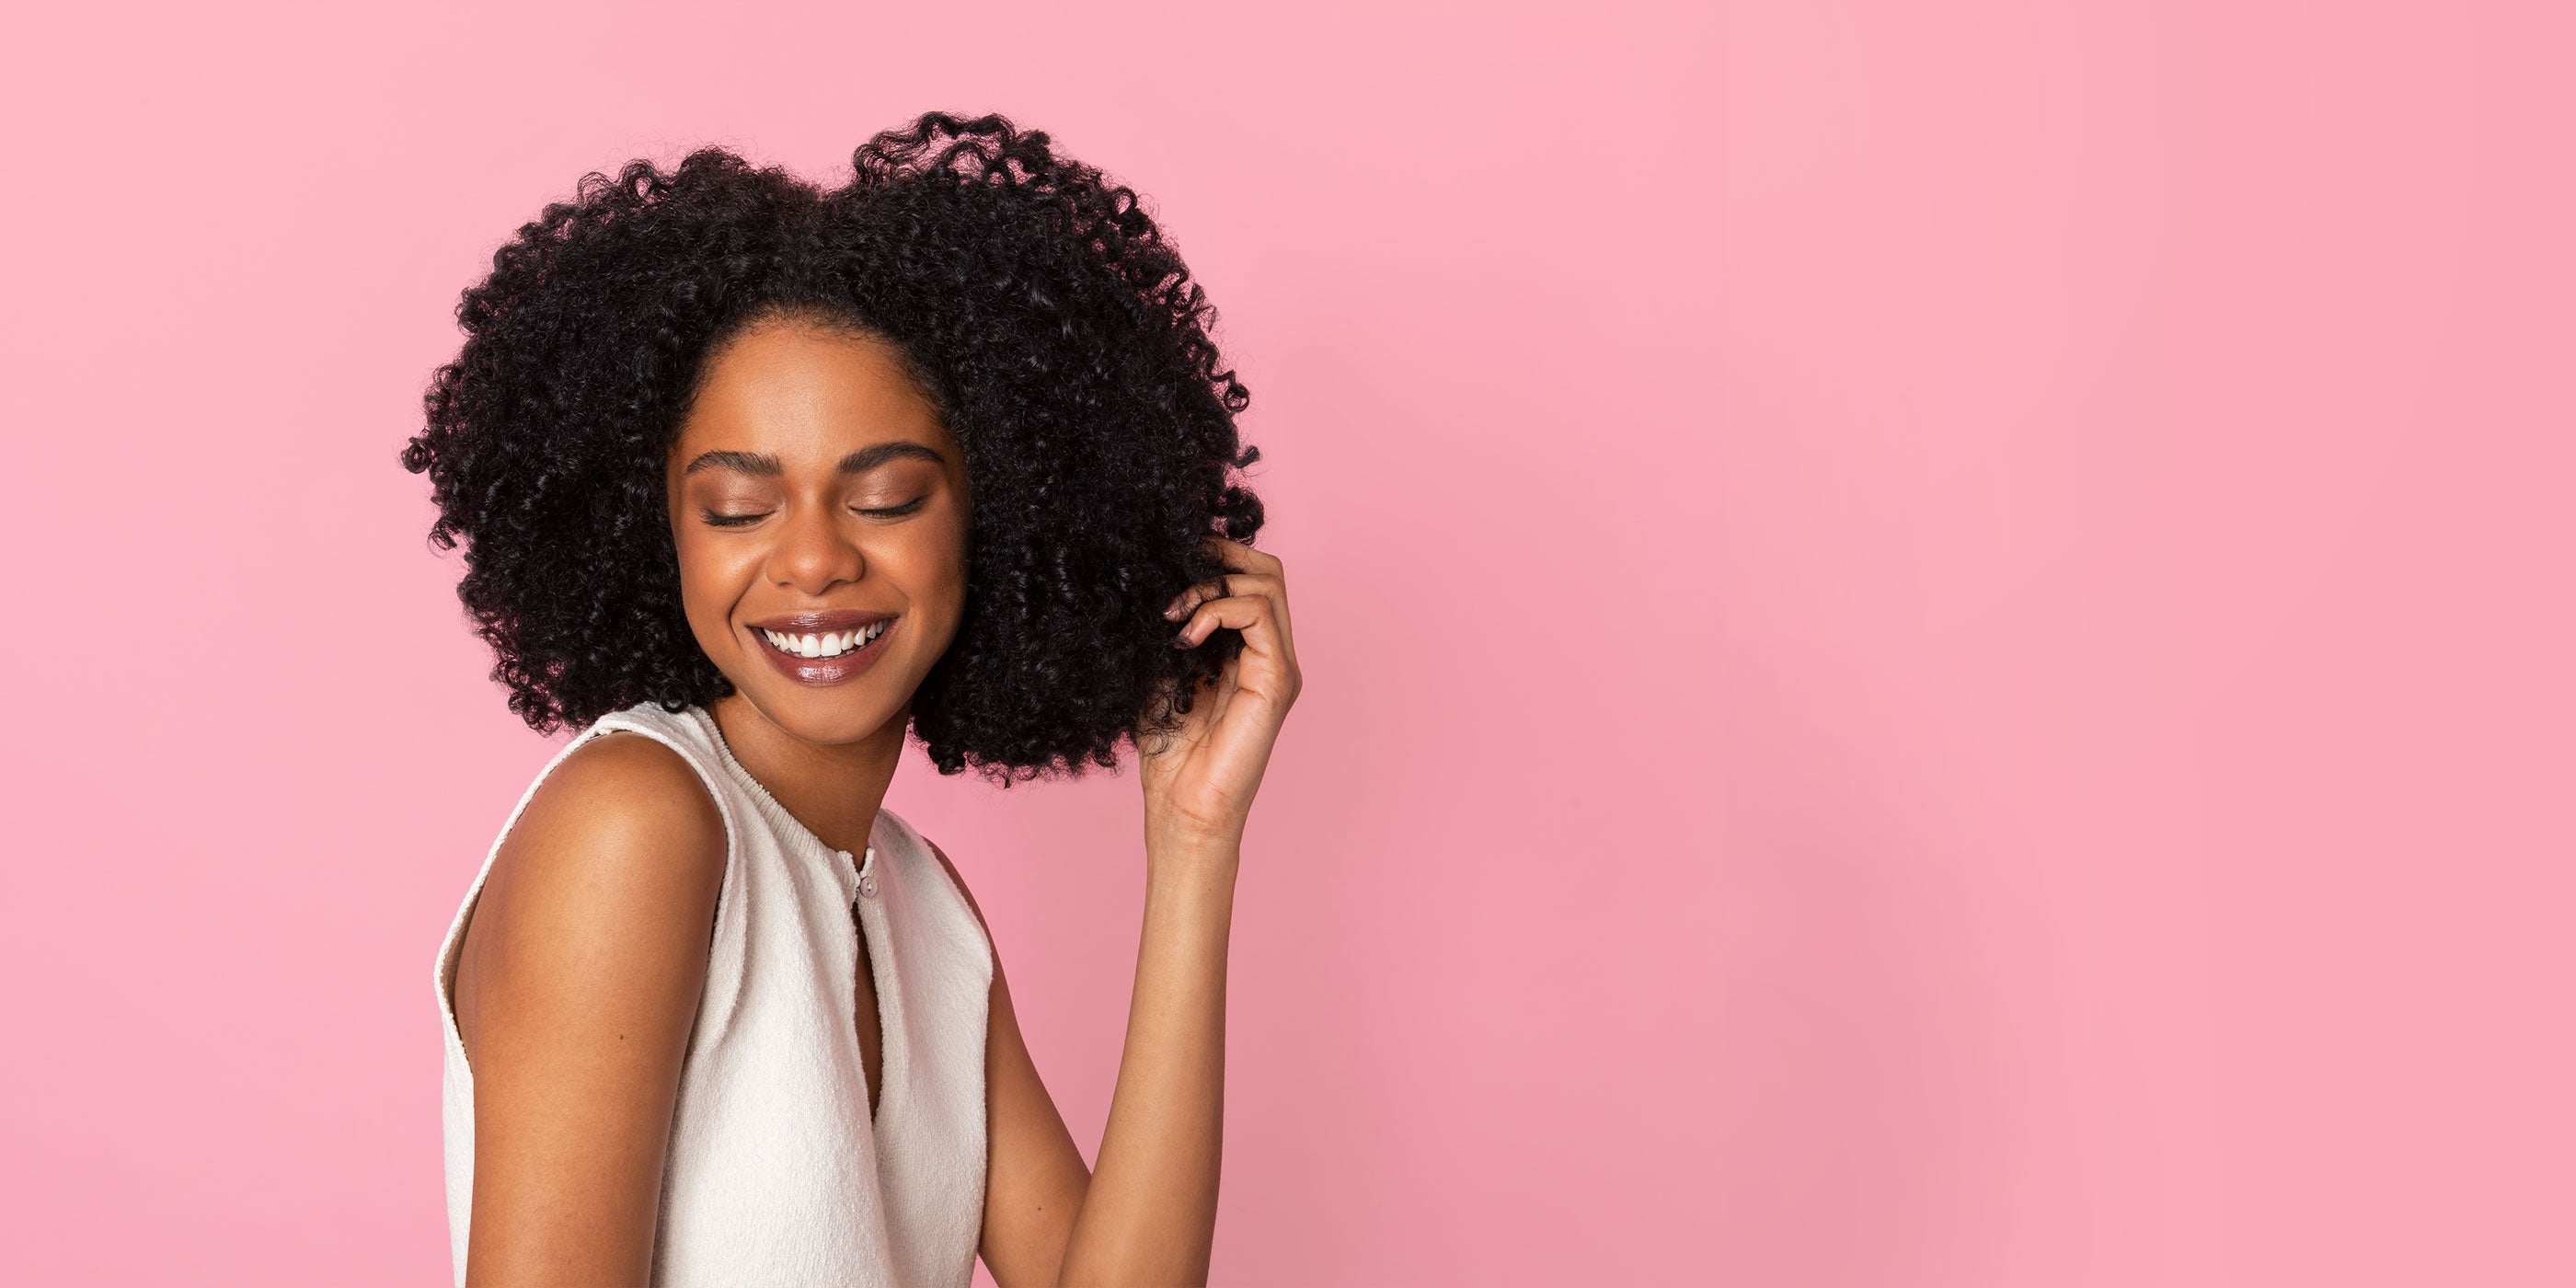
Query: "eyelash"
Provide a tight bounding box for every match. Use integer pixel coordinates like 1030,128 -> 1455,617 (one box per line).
700,498 -> 926,528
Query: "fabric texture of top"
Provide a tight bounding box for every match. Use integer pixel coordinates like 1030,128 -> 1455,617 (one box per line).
435,701 -> 995,1287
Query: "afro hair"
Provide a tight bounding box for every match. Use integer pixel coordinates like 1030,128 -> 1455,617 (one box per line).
400,110 -> 1265,786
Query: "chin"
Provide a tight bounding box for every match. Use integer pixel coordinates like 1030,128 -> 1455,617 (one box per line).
738,681 -> 911,747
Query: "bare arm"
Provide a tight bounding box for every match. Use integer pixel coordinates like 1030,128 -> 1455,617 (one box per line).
449,733 -> 728,1286
1055,535 -> 1297,1286
929,838 -> 1240,1288
942,535 -> 1297,1287
1056,842 -> 1239,1287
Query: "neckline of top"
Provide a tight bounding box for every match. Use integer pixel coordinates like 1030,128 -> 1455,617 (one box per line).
681,705 -> 878,880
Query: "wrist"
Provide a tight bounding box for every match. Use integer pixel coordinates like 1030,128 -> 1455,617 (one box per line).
1144,825 -> 1243,877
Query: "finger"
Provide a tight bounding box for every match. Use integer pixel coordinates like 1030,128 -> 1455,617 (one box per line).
1167,539 -> 1283,607
1163,570 -> 1283,624
1165,538 -> 1286,615
1201,540 -> 1291,647
1167,576 -> 1294,674
1203,535 -> 1284,579
1172,594 -> 1295,707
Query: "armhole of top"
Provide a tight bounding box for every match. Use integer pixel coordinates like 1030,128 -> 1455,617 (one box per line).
436,725 -> 740,1071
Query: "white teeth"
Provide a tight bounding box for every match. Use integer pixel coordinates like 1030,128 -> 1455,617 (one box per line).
760,621 -> 889,658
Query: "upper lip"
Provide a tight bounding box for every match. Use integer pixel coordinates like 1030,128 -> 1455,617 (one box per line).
746,609 -> 897,632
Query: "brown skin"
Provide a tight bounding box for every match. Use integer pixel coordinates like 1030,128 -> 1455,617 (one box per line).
449,315 -> 1301,1286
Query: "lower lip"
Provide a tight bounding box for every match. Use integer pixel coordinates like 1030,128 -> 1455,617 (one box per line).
749,619 -> 896,686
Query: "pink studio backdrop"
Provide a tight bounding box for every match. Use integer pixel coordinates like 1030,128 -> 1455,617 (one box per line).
2,2 -> 2569,1284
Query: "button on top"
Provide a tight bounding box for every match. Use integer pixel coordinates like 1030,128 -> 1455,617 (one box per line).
857,845 -> 878,899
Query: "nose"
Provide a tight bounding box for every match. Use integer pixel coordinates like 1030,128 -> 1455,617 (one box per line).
765,501 -> 865,595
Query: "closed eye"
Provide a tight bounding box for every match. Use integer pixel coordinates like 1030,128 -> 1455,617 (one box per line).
699,498 -> 924,526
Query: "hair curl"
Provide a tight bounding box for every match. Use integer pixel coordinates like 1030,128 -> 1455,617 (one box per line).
401,111 -> 1263,785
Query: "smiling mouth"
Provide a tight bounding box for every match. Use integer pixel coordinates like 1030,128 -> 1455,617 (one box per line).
757,619 -> 892,660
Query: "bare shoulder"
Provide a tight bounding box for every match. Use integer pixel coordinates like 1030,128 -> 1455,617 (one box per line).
484,732 -> 726,921
454,731 -> 727,1056
523,730 -> 725,860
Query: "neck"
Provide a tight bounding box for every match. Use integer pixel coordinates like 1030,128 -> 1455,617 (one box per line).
707,692 -> 906,855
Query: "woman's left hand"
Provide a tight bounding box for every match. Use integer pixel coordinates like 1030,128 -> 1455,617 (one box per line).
1140,535 -> 1302,853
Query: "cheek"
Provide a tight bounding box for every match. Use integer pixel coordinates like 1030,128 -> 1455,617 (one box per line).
670,527 -> 754,632
933,516 -> 972,606
885,520 -> 971,617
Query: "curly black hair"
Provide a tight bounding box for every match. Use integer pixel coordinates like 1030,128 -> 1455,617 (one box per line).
400,111 -> 1264,786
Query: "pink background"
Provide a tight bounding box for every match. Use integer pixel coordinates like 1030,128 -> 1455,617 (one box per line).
3,2 -> 2570,1283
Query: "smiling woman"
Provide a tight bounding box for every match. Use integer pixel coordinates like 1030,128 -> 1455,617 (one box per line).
666,327 -> 970,743
401,111 -> 1301,1288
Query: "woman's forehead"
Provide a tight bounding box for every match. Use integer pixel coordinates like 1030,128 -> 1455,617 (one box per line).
677,322 -> 951,464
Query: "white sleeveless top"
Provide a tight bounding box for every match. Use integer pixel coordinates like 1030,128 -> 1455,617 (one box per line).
434,702 -> 994,1287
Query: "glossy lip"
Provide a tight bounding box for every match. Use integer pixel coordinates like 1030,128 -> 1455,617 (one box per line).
743,611 -> 899,686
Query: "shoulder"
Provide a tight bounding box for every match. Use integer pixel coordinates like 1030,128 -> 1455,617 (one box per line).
474,733 -> 726,973
501,730 -> 726,907
530,729 -> 725,852
451,730 -> 728,1056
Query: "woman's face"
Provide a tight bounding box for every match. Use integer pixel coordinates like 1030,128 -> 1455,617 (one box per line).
664,316 -> 971,747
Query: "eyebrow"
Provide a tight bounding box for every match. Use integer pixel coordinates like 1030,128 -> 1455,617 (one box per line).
682,442 -> 948,477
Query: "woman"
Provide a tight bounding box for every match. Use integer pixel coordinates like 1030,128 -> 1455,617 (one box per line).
402,111 -> 1299,1287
